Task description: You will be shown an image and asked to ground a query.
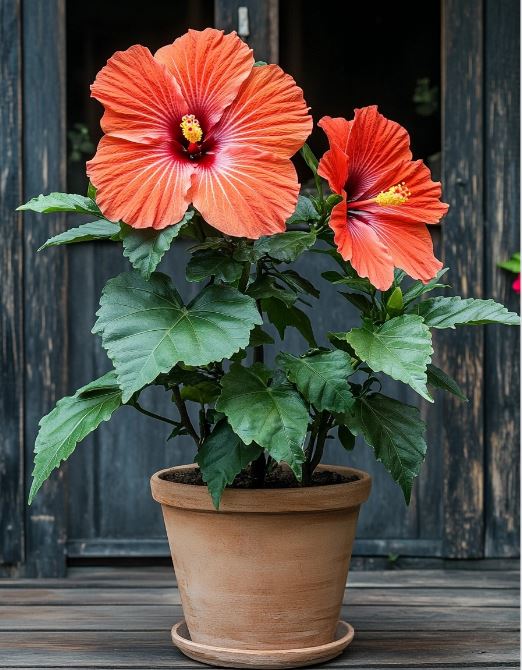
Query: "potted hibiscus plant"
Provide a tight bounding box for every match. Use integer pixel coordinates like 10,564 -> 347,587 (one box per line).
22,28 -> 519,670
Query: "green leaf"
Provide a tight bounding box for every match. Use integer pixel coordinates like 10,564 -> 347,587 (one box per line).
327,332 -> 357,356
277,350 -> 355,413
346,315 -> 433,402
121,212 -> 193,280
186,248 -> 244,284
262,297 -> 317,347
325,194 -> 343,211
386,287 -> 404,315
426,363 -> 468,401
18,192 -> 101,216
93,272 -> 262,402
286,195 -> 321,225
300,143 -> 319,175
275,269 -> 320,298
338,424 -> 355,451
196,420 -> 262,509
248,276 -> 297,307
497,253 -> 520,274
340,292 -> 373,314
321,271 -> 374,294
253,231 -> 317,262
216,364 -> 308,477
248,325 -> 274,347
180,381 -> 221,404
410,296 -> 520,328
87,182 -> 97,200
254,60 -> 268,67
402,269 -> 450,306
29,372 -> 122,504
347,393 -> 427,503
38,220 -> 120,250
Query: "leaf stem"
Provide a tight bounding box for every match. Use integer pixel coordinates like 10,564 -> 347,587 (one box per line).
309,411 -> 332,474
172,386 -> 200,446
131,400 -> 178,427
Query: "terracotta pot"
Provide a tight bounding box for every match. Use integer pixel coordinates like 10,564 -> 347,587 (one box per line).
151,463 -> 371,668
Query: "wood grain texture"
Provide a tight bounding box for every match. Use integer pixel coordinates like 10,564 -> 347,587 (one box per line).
440,0 -> 485,558
0,0 -> 24,566
22,0 -> 67,577
214,0 -> 279,63
483,0 -> 520,558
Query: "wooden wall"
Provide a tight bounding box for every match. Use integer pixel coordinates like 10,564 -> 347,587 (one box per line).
0,0 -> 519,576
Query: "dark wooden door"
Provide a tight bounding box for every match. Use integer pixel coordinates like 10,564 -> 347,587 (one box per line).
1,0 -> 519,576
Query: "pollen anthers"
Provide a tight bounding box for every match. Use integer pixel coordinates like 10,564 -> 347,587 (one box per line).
375,181 -> 411,206
180,114 -> 203,144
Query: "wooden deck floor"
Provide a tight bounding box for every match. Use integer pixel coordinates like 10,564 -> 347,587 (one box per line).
0,567 -> 518,668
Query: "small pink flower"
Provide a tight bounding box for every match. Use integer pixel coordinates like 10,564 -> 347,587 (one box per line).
512,274 -> 520,294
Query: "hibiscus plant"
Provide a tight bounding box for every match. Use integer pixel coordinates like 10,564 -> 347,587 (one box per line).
21,28 -> 519,508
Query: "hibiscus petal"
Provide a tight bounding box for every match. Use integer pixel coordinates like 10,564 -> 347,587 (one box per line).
91,45 -> 188,143
190,146 -> 299,238
155,28 -> 253,129
362,214 -> 443,282
368,160 -> 449,224
211,64 -> 312,158
87,136 -> 194,229
318,116 -> 352,153
318,146 -> 349,194
347,106 -> 412,200
329,197 -> 395,290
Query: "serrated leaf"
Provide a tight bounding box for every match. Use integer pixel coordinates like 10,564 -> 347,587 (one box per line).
121,212 -> 193,280
286,195 -> 321,225
186,248 -> 244,283
410,296 -> 520,328
248,325 -> 274,347
327,332 -> 357,356
38,220 -> 120,250
275,269 -> 320,298
347,393 -> 427,503
262,297 -> 317,347
277,350 -> 355,413
196,420 -> 262,509
18,192 -> 101,216
248,276 -> 297,307
346,315 -> 433,401
338,424 -> 355,451
93,272 -> 262,402
29,372 -> 122,503
254,231 -> 317,262
402,268 -> 450,305
216,364 -> 308,477
321,271 -> 374,294
426,363 -> 468,401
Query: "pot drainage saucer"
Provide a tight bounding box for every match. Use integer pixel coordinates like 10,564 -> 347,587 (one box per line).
171,619 -> 354,669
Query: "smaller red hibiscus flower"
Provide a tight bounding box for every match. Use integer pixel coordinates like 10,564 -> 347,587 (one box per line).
318,106 -> 449,290
513,274 -> 520,294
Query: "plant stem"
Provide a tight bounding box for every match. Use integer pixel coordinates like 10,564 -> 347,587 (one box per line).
131,400 -> 179,427
172,386 -> 200,446
309,411 -> 332,475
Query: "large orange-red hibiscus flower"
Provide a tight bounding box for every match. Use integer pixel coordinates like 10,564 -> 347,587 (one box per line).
318,106 -> 448,291
86,28 -> 312,238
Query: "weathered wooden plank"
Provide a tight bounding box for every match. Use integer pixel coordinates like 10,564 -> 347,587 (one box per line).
214,0 -> 279,63
0,587 -> 517,607
22,0 -> 67,577
0,0 -> 24,567
0,604 -> 517,632
483,0 -> 520,558
2,568 -> 518,589
0,630 -> 518,666
440,0 -> 485,558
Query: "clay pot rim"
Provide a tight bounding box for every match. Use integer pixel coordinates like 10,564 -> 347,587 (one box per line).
150,463 -> 371,513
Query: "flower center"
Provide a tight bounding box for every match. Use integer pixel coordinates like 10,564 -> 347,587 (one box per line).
375,181 -> 411,206
180,114 -> 203,144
